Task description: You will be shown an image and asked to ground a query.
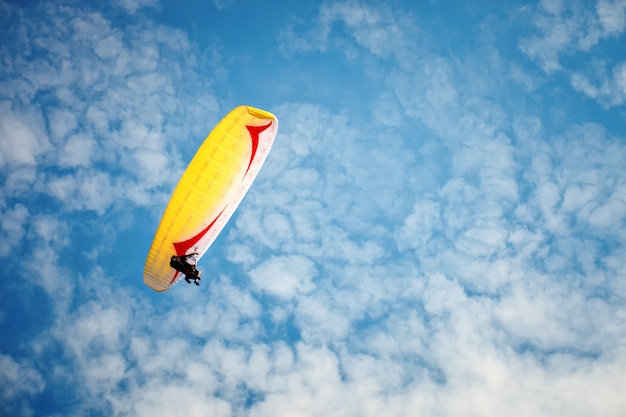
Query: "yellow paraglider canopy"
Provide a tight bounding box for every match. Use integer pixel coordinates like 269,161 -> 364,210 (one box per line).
144,106 -> 278,292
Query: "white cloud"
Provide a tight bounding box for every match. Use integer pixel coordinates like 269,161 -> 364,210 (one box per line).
372,92 -> 404,127
597,0 -> 626,34
397,199 -> 440,250
122,384 -> 232,417
58,133 -> 96,167
249,255 -> 317,298
114,0 -> 159,15
571,60 -> 626,107
24,215 -> 73,309
0,0 -> 215,221
94,32 -> 125,59
390,57 -> 461,137
520,0 -> 604,73
587,182 -> 626,228
211,0 -> 235,10
43,170 -> 119,215
519,0 -> 626,107
0,203 -> 29,256
2,167 -> 37,197
48,108 -> 78,142
0,354 -> 45,417
0,102 -> 50,167
280,1 -> 419,67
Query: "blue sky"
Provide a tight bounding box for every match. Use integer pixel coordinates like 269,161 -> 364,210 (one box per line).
1,0 -> 626,415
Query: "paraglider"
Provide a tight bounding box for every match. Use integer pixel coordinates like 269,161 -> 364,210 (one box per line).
144,106 -> 278,292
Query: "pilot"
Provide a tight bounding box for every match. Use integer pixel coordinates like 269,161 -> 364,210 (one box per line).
170,253 -> 202,286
